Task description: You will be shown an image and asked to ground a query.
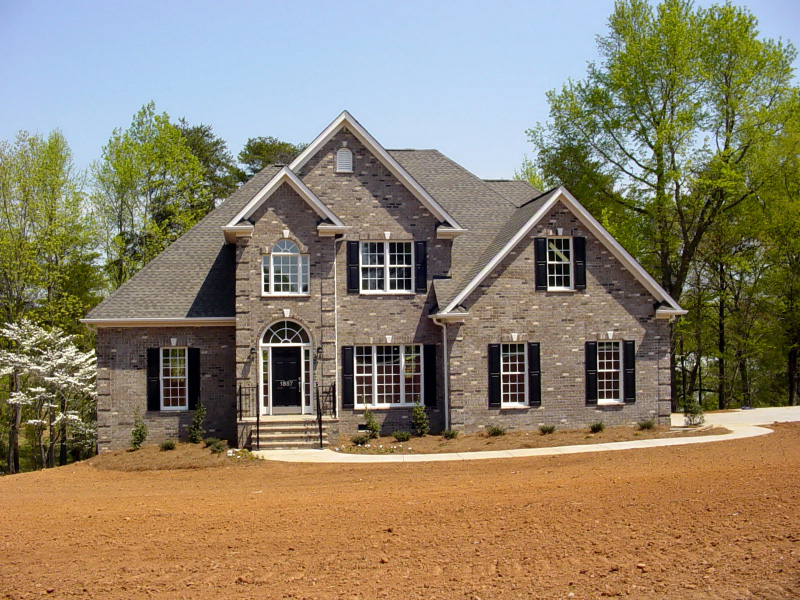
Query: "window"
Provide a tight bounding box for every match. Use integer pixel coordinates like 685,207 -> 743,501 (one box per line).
501,343 -> 527,406
547,237 -> 572,289
262,240 -> 309,295
359,241 -> 413,293
161,347 -> 188,410
597,341 -> 622,403
353,345 -> 423,407
336,148 -> 353,173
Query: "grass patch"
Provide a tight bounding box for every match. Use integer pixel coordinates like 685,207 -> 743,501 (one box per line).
159,439 -> 177,451
539,425 -> 556,435
485,425 -> 506,437
589,422 -> 605,434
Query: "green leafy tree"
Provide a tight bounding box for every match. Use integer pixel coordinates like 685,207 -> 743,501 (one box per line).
92,102 -> 211,289
237,137 -> 307,181
177,119 -> 240,201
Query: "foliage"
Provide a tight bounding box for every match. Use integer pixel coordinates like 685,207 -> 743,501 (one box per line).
130,411 -> 148,450
159,439 -> 176,451
411,401 -> 429,437
186,401 -> 206,444
588,422 -> 605,434
637,419 -> 655,431
392,430 -> 412,442
237,137 -> 307,181
202,437 -> 220,448
539,425 -> 556,435
92,102 -> 211,289
177,119 -> 240,201
683,401 -> 706,427
350,433 -> 370,446
208,439 -> 228,454
362,408 -> 380,439
442,429 -> 459,440
485,425 -> 506,437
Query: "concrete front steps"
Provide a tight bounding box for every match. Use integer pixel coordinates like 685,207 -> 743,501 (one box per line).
249,417 -> 335,450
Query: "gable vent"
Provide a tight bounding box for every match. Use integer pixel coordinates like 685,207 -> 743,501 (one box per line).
336,148 -> 353,173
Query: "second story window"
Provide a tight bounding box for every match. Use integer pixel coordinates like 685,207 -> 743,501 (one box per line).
262,240 -> 309,295
547,237 -> 572,289
360,241 -> 413,293
336,148 -> 353,173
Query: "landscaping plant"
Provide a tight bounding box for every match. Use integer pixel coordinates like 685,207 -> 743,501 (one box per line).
411,401 -> 429,436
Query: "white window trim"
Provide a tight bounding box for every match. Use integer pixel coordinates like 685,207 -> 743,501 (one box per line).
358,241 -> 415,295
261,245 -> 310,296
160,347 -> 188,411
354,344 -> 424,408
500,343 -> 528,407
546,236 -> 574,291
596,340 -> 623,405
336,148 -> 353,173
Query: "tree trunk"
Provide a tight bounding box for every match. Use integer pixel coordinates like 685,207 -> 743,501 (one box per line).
789,346 -> 798,407
7,368 -> 20,474
718,264 -> 727,410
737,349 -> 750,408
670,322 -> 679,412
59,394 -> 67,467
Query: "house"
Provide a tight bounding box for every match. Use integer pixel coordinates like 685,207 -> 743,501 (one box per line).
82,111 -> 685,451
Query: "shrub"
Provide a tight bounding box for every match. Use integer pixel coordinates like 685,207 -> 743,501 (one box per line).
351,434 -> 370,446
589,421 -> 605,434
539,425 -> 556,435
363,409 -> 380,439
684,401 -> 705,427
209,439 -> 228,454
393,430 -> 412,442
411,401 -> 430,437
130,411 -> 148,450
159,439 -> 177,451
187,401 -> 206,444
637,419 -> 655,430
442,429 -> 459,440
485,425 -> 506,437
202,437 -> 220,448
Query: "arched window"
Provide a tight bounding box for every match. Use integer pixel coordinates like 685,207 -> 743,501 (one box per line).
336,148 -> 353,173
261,320 -> 311,344
262,240 -> 309,295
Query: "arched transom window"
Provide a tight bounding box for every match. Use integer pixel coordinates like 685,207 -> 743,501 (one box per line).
262,320 -> 311,345
262,240 -> 309,295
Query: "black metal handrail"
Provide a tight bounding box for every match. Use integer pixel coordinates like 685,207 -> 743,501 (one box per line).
237,384 -> 259,450
315,383 -> 336,449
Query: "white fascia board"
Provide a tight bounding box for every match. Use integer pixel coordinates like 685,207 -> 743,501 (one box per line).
224,167 -> 345,231
317,224 -> 351,237
222,224 -> 254,243
442,186 -> 684,315
436,226 -> 468,240
429,312 -> 469,323
655,308 -> 689,319
81,317 -> 237,328
289,111 -> 464,230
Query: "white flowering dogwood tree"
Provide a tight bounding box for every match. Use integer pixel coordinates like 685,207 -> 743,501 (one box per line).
0,320 -> 96,470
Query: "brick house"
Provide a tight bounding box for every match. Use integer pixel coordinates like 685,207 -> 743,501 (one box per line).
83,112 -> 685,451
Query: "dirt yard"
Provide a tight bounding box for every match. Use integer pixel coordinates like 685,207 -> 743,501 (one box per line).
1,424 -> 799,600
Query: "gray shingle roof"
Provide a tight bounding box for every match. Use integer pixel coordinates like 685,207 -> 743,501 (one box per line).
86,149 -> 546,321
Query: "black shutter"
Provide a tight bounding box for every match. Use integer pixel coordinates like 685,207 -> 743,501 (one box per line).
534,237 -> 548,290
188,348 -> 200,410
623,340 -> 636,404
346,241 -> 359,293
585,341 -> 598,405
342,346 -> 355,409
146,348 -> 161,412
573,236 -> 586,290
488,344 -> 501,407
415,241 -> 427,293
528,342 -> 541,407
423,344 -> 437,407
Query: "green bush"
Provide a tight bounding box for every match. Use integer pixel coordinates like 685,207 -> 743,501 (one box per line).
392,430 -> 412,442
684,401 -> 706,427
589,421 -> 605,434
351,434 -> 370,446
187,401 -> 206,444
202,437 -> 220,448
442,429 -> 459,440
485,425 -> 506,437
411,402 -> 430,437
159,439 -> 177,451
363,409 -> 380,439
130,411 -> 148,450
209,439 -> 228,454
539,425 -> 556,435
637,419 -> 655,430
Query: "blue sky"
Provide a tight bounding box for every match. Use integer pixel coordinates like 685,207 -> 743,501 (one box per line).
1,0 -> 798,180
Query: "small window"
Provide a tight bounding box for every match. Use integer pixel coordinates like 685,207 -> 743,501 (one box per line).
161,347 -> 188,410
336,148 -> 353,173
262,240 -> 309,295
597,341 -> 622,403
547,237 -> 572,290
359,241 -> 413,293
501,343 -> 527,406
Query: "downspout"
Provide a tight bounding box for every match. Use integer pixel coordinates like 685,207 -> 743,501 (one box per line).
432,317 -> 450,431
333,237 -> 340,419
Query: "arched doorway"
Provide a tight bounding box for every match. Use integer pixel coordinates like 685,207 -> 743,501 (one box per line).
259,320 -> 313,415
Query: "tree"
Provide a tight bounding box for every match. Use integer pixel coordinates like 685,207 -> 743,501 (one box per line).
528,0 -> 797,407
237,137 -> 307,181
177,119 -> 240,202
92,102 -> 211,289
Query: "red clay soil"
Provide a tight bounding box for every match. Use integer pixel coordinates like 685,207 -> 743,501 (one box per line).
1,423 -> 799,600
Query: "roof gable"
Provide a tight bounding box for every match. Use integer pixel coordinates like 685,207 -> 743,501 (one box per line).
290,111 -> 463,230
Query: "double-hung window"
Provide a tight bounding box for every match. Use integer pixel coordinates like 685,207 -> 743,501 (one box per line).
160,347 -> 188,410
354,344 -> 422,407
500,343 -> 527,406
586,340 -> 635,405
547,237 -> 572,290
262,240 -> 309,295
596,341 -> 622,403
535,236 -> 585,291
360,242 -> 413,293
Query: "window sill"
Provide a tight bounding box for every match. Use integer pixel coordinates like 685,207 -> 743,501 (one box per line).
546,288 -> 577,293
500,403 -> 529,409
358,291 -> 416,296
597,400 -> 623,406
261,293 -> 311,298
354,404 -> 417,410
159,407 -> 189,412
